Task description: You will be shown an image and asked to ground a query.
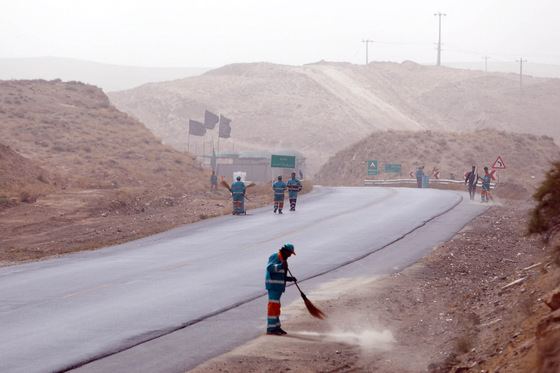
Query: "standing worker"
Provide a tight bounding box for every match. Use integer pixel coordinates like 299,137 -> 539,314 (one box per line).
480,167 -> 494,203
210,171 -> 218,193
465,166 -> 480,201
272,175 -> 287,214
265,243 -> 297,335
415,166 -> 425,188
286,172 -> 303,211
231,176 -> 246,215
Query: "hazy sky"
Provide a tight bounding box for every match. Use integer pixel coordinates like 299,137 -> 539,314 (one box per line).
1,0 -> 559,68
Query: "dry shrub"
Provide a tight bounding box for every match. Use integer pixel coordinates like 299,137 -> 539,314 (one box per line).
455,333 -> 475,354
535,332 -> 560,373
19,189 -> 36,203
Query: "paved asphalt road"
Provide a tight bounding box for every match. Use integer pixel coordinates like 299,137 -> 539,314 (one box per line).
0,187 -> 488,373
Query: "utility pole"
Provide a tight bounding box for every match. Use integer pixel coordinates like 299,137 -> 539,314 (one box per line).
482,55 -> 490,72
434,12 -> 446,66
516,57 -> 527,96
362,39 -> 373,65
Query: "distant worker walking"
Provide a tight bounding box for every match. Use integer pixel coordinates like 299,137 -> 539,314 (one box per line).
210,171 -> 218,193
231,176 -> 246,215
481,167 -> 494,203
286,172 -> 303,211
465,166 -> 480,201
272,175 -> 287,214
265,243 -> 297,335
415,166 -> 425,188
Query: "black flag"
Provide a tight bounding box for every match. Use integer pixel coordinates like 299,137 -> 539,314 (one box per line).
189,119 -> 206,136
219,115 -> 231,138
204,110 -> 219,129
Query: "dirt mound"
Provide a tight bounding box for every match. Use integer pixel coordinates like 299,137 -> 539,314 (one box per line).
314,129 -> 560,193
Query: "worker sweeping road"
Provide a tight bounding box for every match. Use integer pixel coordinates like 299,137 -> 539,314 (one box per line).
230,176 -> 246,215
265,244 -> 297,335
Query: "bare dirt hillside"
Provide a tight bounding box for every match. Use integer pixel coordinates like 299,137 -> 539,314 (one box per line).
107,61 -> 560,174
315,129 -> 560,194
0,79 -> 272,264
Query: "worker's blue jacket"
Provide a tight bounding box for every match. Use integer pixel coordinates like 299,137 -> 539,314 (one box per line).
287,177 -> 302,198
231,180 -> 246,196
272,181 -> 287,198
265,251 -> 288,292
482,174 -> 491,191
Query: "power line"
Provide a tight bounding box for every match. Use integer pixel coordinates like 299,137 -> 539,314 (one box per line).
434,12 -> 446,66
516,57 -> 527,96
362,39 -> 373,65
483,55 -> 491,72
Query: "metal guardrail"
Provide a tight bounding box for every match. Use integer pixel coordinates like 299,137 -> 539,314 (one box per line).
364,178 -> 497,189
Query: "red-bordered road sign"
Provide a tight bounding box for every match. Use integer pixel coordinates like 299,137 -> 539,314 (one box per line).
492,156 -> 506,169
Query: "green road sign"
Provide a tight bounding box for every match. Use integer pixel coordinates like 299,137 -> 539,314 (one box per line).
367,160 -> 378,175
271,155 -> 296,168
384,164 -> 402,173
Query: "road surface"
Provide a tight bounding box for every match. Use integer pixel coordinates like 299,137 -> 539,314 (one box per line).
0,187 -> 488,373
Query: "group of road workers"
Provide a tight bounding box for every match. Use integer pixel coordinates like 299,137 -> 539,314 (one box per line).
211,171 -> 303,215
415,165 -> 494,202
212,165 -> 494,336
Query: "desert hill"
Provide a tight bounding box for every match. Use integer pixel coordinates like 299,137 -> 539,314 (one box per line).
0,79 -> 260,263
108,61 -> 560,175
0,79 -> 204,190
314,129 -> 560,197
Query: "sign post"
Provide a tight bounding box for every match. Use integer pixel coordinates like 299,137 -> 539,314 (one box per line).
492,156 -> 506,169
271,155 -> 296,169
271,154 -> 296,181
384,164 -> 402,173
367,160 -> 378,176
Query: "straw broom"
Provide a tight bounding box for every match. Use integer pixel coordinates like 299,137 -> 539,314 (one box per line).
288,269 -> 326,320
220,180 -> 231,193
222,180 -> 254,201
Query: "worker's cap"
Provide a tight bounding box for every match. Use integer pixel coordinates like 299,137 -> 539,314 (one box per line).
282,243 -> 296,255
421,166 -> 425,168
236,176 -> 241,180
278,175 -> 282,179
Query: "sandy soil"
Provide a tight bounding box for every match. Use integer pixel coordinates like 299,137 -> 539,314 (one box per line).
188,199 -> 558,373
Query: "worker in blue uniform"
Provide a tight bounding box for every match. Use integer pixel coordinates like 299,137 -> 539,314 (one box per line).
272,175 -> 287,214
481,167 -> 494,203
415,166 -> 425,188
230,176 -> 246,215
265,243 -> 297,335
286,172 -> 303,211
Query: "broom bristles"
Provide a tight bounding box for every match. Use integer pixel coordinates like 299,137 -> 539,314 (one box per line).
304,298 -> 326,319
220,180 -> 231,190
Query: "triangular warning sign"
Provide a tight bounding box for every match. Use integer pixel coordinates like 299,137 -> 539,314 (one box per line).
492,156 -> 506,169
369,162 -> 377,169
